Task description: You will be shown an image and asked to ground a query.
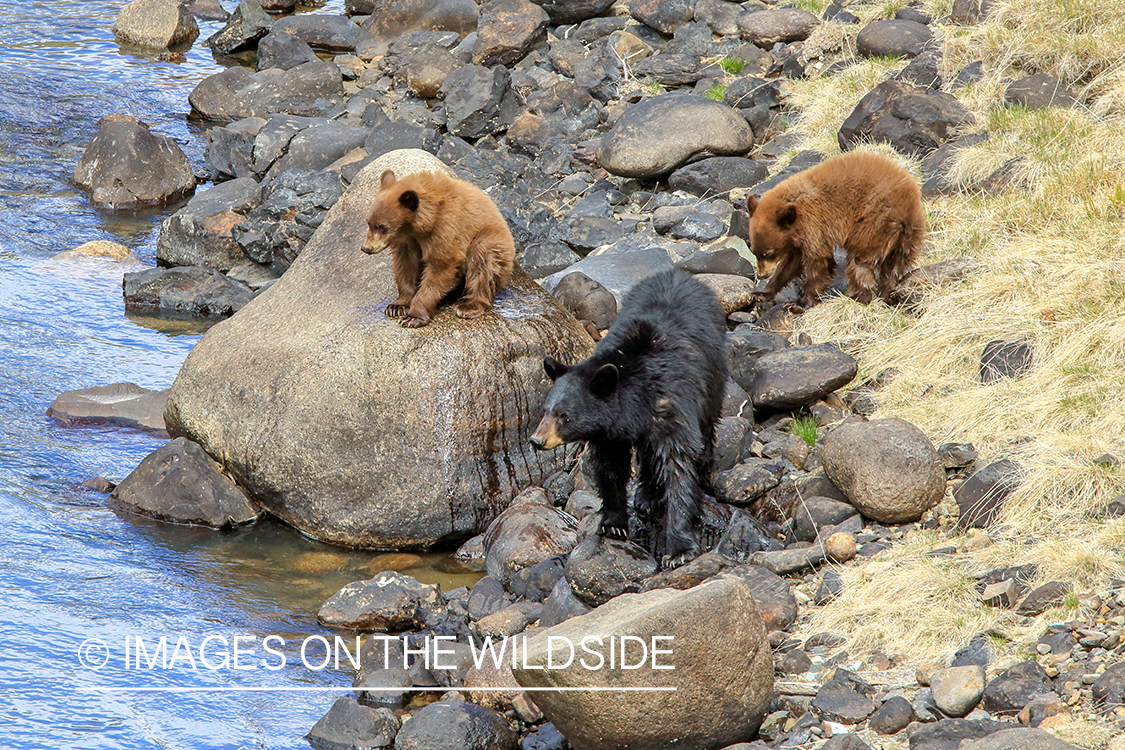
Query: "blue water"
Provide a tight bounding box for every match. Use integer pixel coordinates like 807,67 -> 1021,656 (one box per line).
0,3 -> 478,747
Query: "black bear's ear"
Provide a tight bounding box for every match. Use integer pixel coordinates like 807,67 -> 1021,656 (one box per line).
620,320 -> 656,357
380,169 -> 397,189
746,194 -> 758,218
590,363 -> 619,399
777,203 -> 798,228
398,190 -> 419,213
544,356 -> 568,381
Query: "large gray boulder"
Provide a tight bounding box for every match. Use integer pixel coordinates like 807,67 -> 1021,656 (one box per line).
163,150 -> 594,549
188,61 -> 344,123
73,116 -> 196,210
156,177 -> 263,271
113,0 -> 199,50
513,576 -> 774,750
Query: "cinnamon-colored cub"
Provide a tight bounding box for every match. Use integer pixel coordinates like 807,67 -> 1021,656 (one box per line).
746,151 -> 925,309
362,170 -> 515,327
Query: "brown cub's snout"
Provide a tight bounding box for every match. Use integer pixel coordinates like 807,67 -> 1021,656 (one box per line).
529,415 -> 564,451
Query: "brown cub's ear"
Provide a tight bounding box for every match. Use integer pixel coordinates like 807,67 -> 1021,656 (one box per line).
398,190 -> 419,213
380,170 -> 397,189
746,194 -> 759,217
777,203 -> 798,228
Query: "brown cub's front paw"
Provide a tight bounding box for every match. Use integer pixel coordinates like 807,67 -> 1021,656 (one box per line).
399,314 -> 430,328
385,303 -> 408,318
455,301 -> 489,319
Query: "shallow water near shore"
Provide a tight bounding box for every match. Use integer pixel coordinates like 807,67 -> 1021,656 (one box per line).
0,3 -> 480,747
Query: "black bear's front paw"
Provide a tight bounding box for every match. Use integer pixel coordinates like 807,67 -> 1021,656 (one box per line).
385,303 -> 408,319
661,550 -> 699,570
599,523 -> 629,541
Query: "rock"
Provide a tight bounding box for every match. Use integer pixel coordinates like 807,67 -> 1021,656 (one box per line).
632,54 -> 711,87
897,48 -> 943,90
508,555 -> 567,603
539,575 -> 592,627
981,579 -> 1019,608
483,501 -> 578,583
234,169 -> 346,272
122,267 -> 253,318
908,719 -> 1011,750
80,477 -> 117,493
522,242 -> 582,279
468,575 -> 509,621
813,676 -> 876,724
113,0 -> 199,50
1017,581 -> 1070,616
1004,74 -> 1076,109
47,383 -> 168,434
440,65 -> 519,139
403,45 -> 458,98
203,118 -> 264,180
640,551 -> 731,593
695,0 -> 741,36
531,0 -> 613,24
630,0 -> 694,35
930,666 -> 986,718
752,547 -> 826,575
73,117 -> 196,210
520,723 -> 567,750
186,0 -> 228,22
822,417 -> 945,524
257,32 -> 318,71
981,661 -> 1056,715
979,340 -> 1033,382
727,328 -> 788,393
477,605 -> 538,638
111,437 -> 258,527
394,700 -> 517,750
713,459 -> 782,507
306,698 -> 399,750
695,274 -> 756,315
541,247 -> 674,307
514,576 -> 773,750
188,61 -> 345,123
746,343 -> 858,411
156,177 -> 262,272
793,496 -> 858,543
712,416 -> 752,474
360,0 -> 479,58
890,258 -> 981,305
1092,661 -> 1125,707
675,247 -> 756,278
869,695 -> 914,734
722,564 -> 798,631
207,0 -> 272,56
473,0 -> 549,67
318,571 -> 443,631
596,93 -> 755,179
163,150 -> 593,549
824,532 -> 856,563
668,157 -> 767,197
564,534 -> 657,607
738,9 -> 820,47
957,729 -> 1084,750
272,15 -> 361,53
954,459 -> 1021,529
838,80 -> 974,157
553,215 -> 625,254
269,121 -> 370,176
53,241 -> 138,261
855,20 -> 932,58
550,271 -> 616,329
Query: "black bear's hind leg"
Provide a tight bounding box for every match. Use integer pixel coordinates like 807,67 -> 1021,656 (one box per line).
587,440 -> 632,540
661,452 -> 703,569
633,449 -> 665,557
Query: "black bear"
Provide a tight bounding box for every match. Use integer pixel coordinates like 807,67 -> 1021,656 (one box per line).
530,270 -> 728,567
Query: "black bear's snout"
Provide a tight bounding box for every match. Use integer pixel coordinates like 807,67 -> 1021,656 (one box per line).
529,434 -> 546,450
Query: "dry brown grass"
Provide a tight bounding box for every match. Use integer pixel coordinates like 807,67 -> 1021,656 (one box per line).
769,0 -> 1125,675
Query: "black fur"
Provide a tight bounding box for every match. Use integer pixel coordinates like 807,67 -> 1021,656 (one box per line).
535,270 -> 728,567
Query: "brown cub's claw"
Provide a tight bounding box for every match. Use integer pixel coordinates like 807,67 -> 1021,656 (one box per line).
455,301 -> 488,319
385,303 -> 408,318
599,523 -> 629,541
399,314 -> 430,328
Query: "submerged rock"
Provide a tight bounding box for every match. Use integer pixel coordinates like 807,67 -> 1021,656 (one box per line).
47,383 -> 169,434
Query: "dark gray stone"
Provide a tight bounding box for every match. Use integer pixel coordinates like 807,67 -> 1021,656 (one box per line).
981,660 -> 1055,715
822,736 -> 873,750
73,116 -> 196,210
360,0 -> 479,58
954,459 -> 1021,529
188,61 -> 345,123
669,213 -> 724,242
553,215 -> 625,254
727,327 -> 789,393
519,722 -> 567,750
747,343 -> 858,411
869,695 -> 914,735
675,247 -> 757,278
508,554 -> 567,603
630,0 -> 694,35
530,0 -> 613,24
668,157 -> 768,197
47,383 -> 169,434
440,65 -> 519,139
713,416 -> 753,474
793,496 -> 859,543
957,729 -> 1085,750
979,340 -> 1033,382
1092,661 -> 1125,708
186,0 -> 228,22
123,266 -> 253,318
468,575 -> 509,621
1005,73 -> 1076,109
538,575 -> 593,627
523,242 -> 582,279
723,77 -> 780,111
813,679 -> 876,724
157,176 -> 263,271
206,0 -> 272,56
318,571 -> 444,631
364,121 -> 441,160
394,700 -> 517,750
1017,581 -> 1070,616
541,246 -> 675,307
722,563 -> 798,631
815,568 -> 843,604
856,19 -> 932,58
551,271 -> 617,329
1037,630 -> 1075,656
633,54 -> 710,87
472,0 -> 549,68
306,698 -> 398,750
234,169 -> 345,273
713,459 -> 783,507
203,117 -> 264,180
257,32 -> 318,71
908,719 -> 1010,750
564,534 -> 658,607
272,14 -> 361,52
838,79 -> 974,157
738,9 -> 820,47
897,48 -> 943,90
483,499 -> 578,584
270,121 -> 369,176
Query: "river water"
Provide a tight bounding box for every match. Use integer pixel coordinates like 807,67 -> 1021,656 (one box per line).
0,3 -> 479,747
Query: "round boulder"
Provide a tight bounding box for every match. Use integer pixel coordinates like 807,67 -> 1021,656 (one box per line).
395,700 -> 517,750
856,19 -> 933,58
113,0 -> 199,50
483,501 -> 579,583
596,92 -> 754,179
163,150 -> 594,549
822,417 -> 945,524
738,8 -> 819,47
73,117 -> 196,210
531,0 -> 614,24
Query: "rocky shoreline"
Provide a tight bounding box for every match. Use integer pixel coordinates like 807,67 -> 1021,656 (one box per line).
52,0 -> 1125,748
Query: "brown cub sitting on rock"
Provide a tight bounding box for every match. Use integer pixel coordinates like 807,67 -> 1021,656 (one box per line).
746,151 -> 925,309
362,170 -> 515,327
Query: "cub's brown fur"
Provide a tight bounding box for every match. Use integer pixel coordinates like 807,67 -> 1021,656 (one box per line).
746,151 -> 925,309
362,170 -> 515,328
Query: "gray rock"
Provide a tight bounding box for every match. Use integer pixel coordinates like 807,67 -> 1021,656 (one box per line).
793,496 -> 858,543
257,32 -> 318,71
539,575 -> 592,627
746,343 -> 858,411
552,215 -> 625,255
227,262 -> 281,291
596,92 -> 755,179
695,0 -> 741,36
669,213 -> 724,243
260,0 -> 296,10
564,534 -> 658,607
520,723 -> 568,750
541,247 -> 674,307
896,48 -> 943,90
979,340 -> 1033,382
123,267 -> 253,318
163,150 -> 594,549
838,79 -> 974,157
633,54 -> 710,87
727,327 -> 789,393
675,247 -> 756,278
890,257 -> 982,303
721,563 -> 798,631
713,459 -> 783,507
908,719 -> 1010,750
954,459 -> 1021,529
206,0 -> 272,56
751,546 -> 825,575
440,65 -> 519,139
514,576 -> 774,750
522,242 -> 582,279
360,0 -> 479,58
508,555 -> 567,603
630,0 -> 694,35
234,169 -> 345,272
306,698 -> 399,750
402,45 -> 458,98
364,120 -> 441,161
856,19 -> 932,58
1092,661 -> 1125,708
318,571 -> 443,631
738,9 -> 820,47
157,177 -> 263,271
793,470 -> 848,507
723,77 -> 780,110
532,0 -> 613,24
112,0 -> 199,50
712,416 -> 753,474
251,114 -> 324,175
73,116 -> 196,210
930,666 -> 986,718
185,0 -> 228,21
1004,73 -> 1076,109
188,61 -> 345,123
203,117 -> 264,180
564,490 -> 600,521
550,271 -> 617,329
472,0 -> 549,67
270,121 -> 370,176
272,14 -> 362,53
981,660 -> 1055,715
508,82 -> 601,156
823,417 -> 945,524
869,695 -> 914,734
111,437 -> 258,527
1017,581 -> 1070,616
668,157 -> 768,197
812,675 -> 876,724
468,575 -> 509,621
47,383 -> 169,434
394,700 -> 517,750
958,729 -> 1084,750
483,500 -> 578,583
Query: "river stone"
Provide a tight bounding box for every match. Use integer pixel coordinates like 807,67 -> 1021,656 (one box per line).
48,383 -> 169,434
1092,661 -> 1125,707
564,534 -> 657,607
111,437 -> 258,527
318,571 -> 443,631
630,0 -> 694,35
727,327 -> 788,393
402,45 -> 458,99
483,502 -> 578,583
157,177 -> 262,271
855,19 -> 932,58
550,271 -> 616,329
746,343 -> 858,410
360,0 -> 479,58
596,92 -> 755,179
394,700 -> 517,750
981,660 -> 1055,715
306,698 -> 399,750
440,65 -> 520,139
839,79 -> 974,157
539,575 -> 593,627
473,0 -> 548,67
721,563 -> 798,631
541,247 -> 674,306
738,9 -> 819,47
73,117 -> 196,210
695,274 -> 756,315
53,240 -> 139,262
793,496 -> 858,542
113,0 -> 199,50
269,121 -> 370,176
206,0 -> 272,56
123,266 -> 253,318
257,32 -> 318,71
509,554 -> 567,602
188,61 -> 345,123
273,14 -> 362,53
909,719 -> 1011,750
822,417 -> 944,524
959,729 -> 1083,750
954,459 -> 1021,529
163,150 -> 593,548
813,679 -> 875,724
869,695 -> 914,735
930,666 -> 986,718
468,575 -> 509,621
668,157 -> 767,197
1017,580 -> 1069,617
531,0 -> 613,24
203,117 -> 264,180
713,458 -> 782,507
186,0 -> 228,21
513,576 -> 774,750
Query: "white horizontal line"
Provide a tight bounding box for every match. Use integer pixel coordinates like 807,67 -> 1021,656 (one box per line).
66,686 -> 677,693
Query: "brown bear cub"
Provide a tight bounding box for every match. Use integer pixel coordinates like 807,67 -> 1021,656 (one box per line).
362,170 -> 515,328
746,151 -> 925,309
